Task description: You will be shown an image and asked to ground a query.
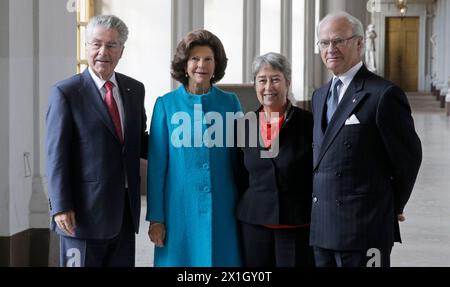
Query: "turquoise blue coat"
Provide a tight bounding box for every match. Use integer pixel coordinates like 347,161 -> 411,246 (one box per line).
146,85 -> 242,267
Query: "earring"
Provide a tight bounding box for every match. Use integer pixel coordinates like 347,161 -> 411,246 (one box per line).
185,73 -> 188,78
212,74 -> 215,78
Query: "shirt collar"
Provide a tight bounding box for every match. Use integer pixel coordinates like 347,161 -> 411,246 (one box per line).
333,61 -> 363,88
88,67 -> 118,91
258,101 -> 292,124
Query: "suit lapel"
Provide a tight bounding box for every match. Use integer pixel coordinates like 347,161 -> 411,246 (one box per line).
116,73 -> 131,145
317,80 -> 332,135
314,66 -> 369,169
81,69 -> 120,142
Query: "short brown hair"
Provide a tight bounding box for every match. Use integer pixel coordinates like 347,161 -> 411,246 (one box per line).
171,29 -> 228,86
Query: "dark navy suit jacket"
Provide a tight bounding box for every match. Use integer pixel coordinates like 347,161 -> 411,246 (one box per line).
46,69 -> 146,239
310,65 -> 422,250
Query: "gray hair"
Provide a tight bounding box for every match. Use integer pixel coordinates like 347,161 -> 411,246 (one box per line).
252,52 -> 292,83
317,12 -> 365,57
86,15 -> 129,45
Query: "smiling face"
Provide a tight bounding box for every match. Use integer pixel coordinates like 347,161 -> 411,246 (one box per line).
87,25 -> 124,80
255,64 -> 289,114
318,18 -> 362,76
186,45 -> 215,91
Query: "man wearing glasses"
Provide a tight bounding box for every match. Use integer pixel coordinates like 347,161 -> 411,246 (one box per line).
310,12 -> 422,267
46,15 -> 147,266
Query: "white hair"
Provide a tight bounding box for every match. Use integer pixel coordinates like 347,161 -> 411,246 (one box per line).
86,15 -> 129,45
317,11 -> 365,57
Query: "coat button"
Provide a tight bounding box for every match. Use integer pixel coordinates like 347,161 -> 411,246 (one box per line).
336,200 -> 343,206
202,186 -> 210,193
313,197 -> 318,203
202,163 -> 209,170
335,172 -> 342,177
344,141 -> 352,149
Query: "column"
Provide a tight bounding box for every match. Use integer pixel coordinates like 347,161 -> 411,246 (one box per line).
280,0 -> 292,60
445,0 -> 450,115
0,0 -> 76,266
242,0 -> 260,83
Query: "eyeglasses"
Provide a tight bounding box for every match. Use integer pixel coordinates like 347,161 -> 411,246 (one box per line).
88,41 -> 122,51
316,35 -> 360,50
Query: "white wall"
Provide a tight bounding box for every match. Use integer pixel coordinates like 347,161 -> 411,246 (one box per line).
32,0 -> 77,228
0,0 -> 10,237
8,0 -> 34,235
0,0 -> 76,237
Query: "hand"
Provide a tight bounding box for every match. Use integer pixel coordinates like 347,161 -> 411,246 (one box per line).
54,211 -> 76,236
148,222 -> 166,247
397,213 -> 406,222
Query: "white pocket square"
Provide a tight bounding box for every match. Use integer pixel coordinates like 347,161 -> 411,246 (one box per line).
345,114 -> 360,125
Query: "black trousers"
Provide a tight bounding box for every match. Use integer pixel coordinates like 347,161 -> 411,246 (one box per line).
313,246 -> 392,267
60,194 -> 135,267
240,222 -> 314,267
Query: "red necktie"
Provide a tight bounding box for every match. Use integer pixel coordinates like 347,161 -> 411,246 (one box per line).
104,81 -> 124,144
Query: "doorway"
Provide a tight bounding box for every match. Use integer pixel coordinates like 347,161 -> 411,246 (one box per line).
385,17 -> 419,92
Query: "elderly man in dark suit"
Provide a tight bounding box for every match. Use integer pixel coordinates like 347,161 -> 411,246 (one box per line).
310,12 -> 422,267
46,15 -> 147,267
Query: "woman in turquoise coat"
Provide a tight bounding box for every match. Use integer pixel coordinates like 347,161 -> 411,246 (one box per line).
146,29 -> 242,267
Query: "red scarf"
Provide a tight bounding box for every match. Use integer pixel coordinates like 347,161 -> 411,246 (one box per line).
259,111 -> 285,148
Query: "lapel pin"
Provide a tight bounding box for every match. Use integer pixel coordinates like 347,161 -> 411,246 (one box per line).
353,98 -> 357,103
126,88 -> 131,92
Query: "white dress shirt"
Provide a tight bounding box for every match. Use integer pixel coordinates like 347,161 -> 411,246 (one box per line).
88,67 -> 128,188
331,61 -> 363,104
88,67 -> 125,138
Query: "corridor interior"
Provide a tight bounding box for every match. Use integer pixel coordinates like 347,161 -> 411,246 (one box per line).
135,92 -> 450,267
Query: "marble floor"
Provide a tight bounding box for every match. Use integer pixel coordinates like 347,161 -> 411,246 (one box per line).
136,93 -> 450,267
391,93 -> 450,267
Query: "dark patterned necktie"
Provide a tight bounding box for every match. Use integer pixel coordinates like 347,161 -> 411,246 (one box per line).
326,78 -> 343,123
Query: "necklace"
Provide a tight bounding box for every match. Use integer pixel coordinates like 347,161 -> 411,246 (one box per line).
187,85 -> 210,95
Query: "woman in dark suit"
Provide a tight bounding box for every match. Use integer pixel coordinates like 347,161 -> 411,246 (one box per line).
236,52 -> 314,267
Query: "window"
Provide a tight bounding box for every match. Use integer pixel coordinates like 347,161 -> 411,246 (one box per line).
260,0 -> 281,55
76,0 -> 94,73
205,0 -> 244,84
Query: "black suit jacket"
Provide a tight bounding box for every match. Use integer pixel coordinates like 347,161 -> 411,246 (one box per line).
236,106 -> 313,225
46,69 -> 147,239
310,65 -> 422,250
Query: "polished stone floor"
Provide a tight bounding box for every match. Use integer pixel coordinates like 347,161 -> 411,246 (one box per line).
136,93 -> 450,267
391,93 -> 450,267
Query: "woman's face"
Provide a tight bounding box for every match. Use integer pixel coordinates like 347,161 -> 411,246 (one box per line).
186,45 -> 216,88
255,64 -> 289,113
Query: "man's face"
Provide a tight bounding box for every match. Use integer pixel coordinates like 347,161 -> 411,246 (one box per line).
318,18 -> 362,76
87,26 -> 124,80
